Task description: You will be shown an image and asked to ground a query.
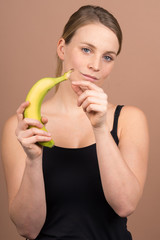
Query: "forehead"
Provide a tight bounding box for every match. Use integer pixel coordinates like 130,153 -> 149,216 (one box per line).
72,23 -> 119,52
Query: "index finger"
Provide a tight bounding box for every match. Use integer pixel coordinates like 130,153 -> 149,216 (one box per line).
16,101 -> 30,121
72,80 -> 103,93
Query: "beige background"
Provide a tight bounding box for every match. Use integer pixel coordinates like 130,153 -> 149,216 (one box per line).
0,0 -> 160,239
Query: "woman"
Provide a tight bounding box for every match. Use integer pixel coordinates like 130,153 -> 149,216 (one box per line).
1,5 -> 149,240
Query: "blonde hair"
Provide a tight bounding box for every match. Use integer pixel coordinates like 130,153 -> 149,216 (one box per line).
55,5 -> 123,77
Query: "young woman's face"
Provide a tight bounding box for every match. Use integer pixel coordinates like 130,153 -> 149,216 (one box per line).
58,23 -> 119,86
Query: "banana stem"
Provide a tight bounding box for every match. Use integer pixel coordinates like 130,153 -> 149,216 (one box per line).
54,69 -> 74,85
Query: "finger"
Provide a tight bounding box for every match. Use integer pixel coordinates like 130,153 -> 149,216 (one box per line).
20,127 -> 51,139
20,118 -> 43,130
16,101 -> 30,121
72,81 -> 103,93
71,84 -> 83,96
21,135 -> 52,147
78,90 -> 107,107
41,116 -> 48,125
81,97 -> 107,111
86,104 -> 107,113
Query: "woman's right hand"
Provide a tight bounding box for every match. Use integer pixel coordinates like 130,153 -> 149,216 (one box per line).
15,101 -> 52,160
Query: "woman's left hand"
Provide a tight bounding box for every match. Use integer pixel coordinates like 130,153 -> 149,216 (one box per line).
72,81 -> 108,129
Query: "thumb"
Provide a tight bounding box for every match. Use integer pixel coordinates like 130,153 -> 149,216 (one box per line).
41,116 -> 48,126
71,83 -> 83,96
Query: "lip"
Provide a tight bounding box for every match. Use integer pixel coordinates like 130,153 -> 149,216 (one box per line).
81,73 -> 99,82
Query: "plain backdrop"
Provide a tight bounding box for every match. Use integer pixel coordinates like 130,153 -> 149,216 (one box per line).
0,0 -> 160,239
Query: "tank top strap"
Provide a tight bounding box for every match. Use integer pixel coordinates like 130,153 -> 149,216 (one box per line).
111,105 -> 124,145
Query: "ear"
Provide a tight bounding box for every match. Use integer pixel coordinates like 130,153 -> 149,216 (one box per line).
57,38 -> 65,60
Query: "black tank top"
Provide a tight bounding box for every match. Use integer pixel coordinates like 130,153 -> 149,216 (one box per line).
35,105 -> 132,240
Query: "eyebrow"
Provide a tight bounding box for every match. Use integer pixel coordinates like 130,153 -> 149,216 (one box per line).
80,42 -> 117,56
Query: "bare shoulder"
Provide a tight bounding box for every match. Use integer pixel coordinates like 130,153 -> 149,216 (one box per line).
119,105 -> 148,131
1,115 -> 17,147
2,114 -> 17,134
118,105 -> 149,151
1,114 -> 20,152
121,105 -> 147,118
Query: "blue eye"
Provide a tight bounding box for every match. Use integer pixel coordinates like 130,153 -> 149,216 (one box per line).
82,48 -> 91,53
104,55 -> 113,62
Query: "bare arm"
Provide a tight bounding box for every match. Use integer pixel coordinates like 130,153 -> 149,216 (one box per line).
93,106 -> 149,217
1,102 -> 52,239
72,81 -> 149,217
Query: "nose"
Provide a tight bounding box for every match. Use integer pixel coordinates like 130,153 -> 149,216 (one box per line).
88,55 -> 100,72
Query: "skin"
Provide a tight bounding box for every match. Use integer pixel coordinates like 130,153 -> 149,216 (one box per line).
1,23 -> 149,239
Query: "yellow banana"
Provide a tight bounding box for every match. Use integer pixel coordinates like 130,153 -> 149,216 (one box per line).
24,69 -> 73,148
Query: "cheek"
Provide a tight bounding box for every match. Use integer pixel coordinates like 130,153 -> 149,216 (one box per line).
102,62 -> 114,78
70,50 -> 84,69
63,52 -> 80,71
65,47 -> 86,70
71,57 -> 81,68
